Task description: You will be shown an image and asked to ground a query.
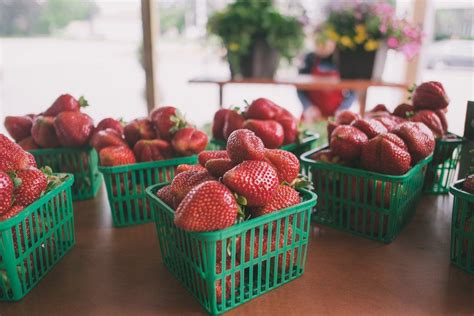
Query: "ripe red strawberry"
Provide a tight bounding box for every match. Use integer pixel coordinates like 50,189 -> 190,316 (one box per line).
0,171 -> 14,214
226,129 -> 265,164
412,81 -> 449,110
310,148 -> 341,164
245,98 -> 281,120
223,160 -> 279,206
393,103 -> 415,118
123,118 -> 156,147
44,94 -> 88,117
18,136 -> 40,150
31,116 -> 60,148
133,139 -> 173,162
462,175 -> 474,194
392,122 -> 435,163
4,115 -> 33,142
176,164 -> 206,174
0,204 -> 24,221
11,167 -> 47,206
54,111 -> 94,147
264,149 -> 299,183
330,125 -> 368,161
0,134 -> 37,171
198,150 -> 229,166
205,158 -> 234,177
361,133 -> 411,175
251,185 -> 300,217
171,169 -> 214,204
212,108 -> 232,140
90,128 -> 127,152
243,119 -> 284,149
374,116 -> 400,132
351,118 -> 387,139
171,127 -> 208,156
275,109 -> 298,145
150,106 -> 186,141
434,109 -> 448,133
327,120 -> 339,143
335,110 -> 360,125
156,185 -> 174,208
174,180 -> 238,232
370,104 -> 390,113
99,146 -> 136,166
95,118 -> 124,136
222,110 -> 245,140
411,110 -> 444,138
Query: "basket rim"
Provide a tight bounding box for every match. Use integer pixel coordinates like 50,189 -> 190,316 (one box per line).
300,145 -> 433,182
98,155 -> 197,173
146,182 -> 317,241
436,132 -> 465,144
28,146 -> 94,154
449,178 -> 474,201
0,173 -> 74,230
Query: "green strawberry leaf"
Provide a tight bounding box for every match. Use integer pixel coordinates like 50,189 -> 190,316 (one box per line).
289,175 -> 314,191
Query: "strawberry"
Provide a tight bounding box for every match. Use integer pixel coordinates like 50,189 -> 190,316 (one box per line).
245,98 -> 281,120
264,149 -> 299,183
54,111 -> 94,147
393,103 -> 415,118
392,122 -> 435,163
0,204 -> 24,221
0,172 -> 14,214
4,115 -> 33,142
44,94 -> 88,117
351,118 -> 387,139
223,160 -> 279,207
310,148 -> 341,164
156,185 -> 174,208
176,164 -> 206,174
327,120 -> 339,143
90,128 -> 127,152
360,133 -> 411,175
10,167 -> 47,206
335,110 -> 360,125
411,110 -> 444,138
18,137 -> 40,150
198,150 -> 229,166
171,127 -> 208,156
94,118 -> 124,136
226,129 -> 265,164
171,169 -> 214,204
251,185 -> 300,217
215,260 -> 240,303
462,175 -> 474,194
133,139 -> 173,162
99,146 -> 136,166
0,134 -> 37,171
330,125 -> 368,161
31,116 -> 60,148
212,109 -> 232,140
370,104 -> 390,113
205,158 -> 234,178
275,109 -> 298,145
374,116 -> 400,132
412,81 -> 449,110
174,180 -> 238,232
243,119 -> 284,149
434,110 -> 448,133
222,110 -> 245,140
150,106 -> 186,141
123,118 -> 156,147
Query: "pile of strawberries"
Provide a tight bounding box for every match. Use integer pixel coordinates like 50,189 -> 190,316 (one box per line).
212,98 -> 299,148
314,81 -> 451,175
91,106 -> 208,167
4,94 -> 94,150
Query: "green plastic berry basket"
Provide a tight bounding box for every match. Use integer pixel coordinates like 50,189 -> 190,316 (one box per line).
146,183 -> 317,315
208,132 -> 319,157
449,179 -> 474,274
29,146 -> 102,201
423,133 -> 464,194
0,174 -> 75,301
301,146 -> 432,243
99,156 -> 198,227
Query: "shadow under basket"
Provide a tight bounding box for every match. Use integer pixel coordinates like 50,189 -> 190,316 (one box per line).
301,146 -> 432,243
99,155 -> 197,227
29,146 -> 102,201
146,183 -> 317,315
0,175 -> 75,301
423,133 -> 464,194
449,179 -> 474,274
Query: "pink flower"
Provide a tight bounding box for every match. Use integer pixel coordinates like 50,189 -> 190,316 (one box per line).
387,37 -> 399,48
401,42 -> 421,60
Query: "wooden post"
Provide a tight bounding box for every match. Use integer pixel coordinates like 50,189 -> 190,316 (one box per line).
141,0 -> 158,113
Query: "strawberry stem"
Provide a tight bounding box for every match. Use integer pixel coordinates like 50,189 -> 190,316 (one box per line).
78,96 -> 89,108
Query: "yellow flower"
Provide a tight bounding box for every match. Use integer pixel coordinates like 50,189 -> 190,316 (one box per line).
326,28 -> 340,41
340,36 -> 354,48
354,24 -> 367,44
228,42 -> 240,52
364,39 -> 379,51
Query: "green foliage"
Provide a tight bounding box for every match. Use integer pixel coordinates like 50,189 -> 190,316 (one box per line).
207,0 -> 304,61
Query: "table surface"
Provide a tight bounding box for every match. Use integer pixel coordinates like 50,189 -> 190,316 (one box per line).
1,187 -> 473,316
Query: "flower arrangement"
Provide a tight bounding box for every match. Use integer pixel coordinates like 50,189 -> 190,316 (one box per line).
320,1 -> 423,59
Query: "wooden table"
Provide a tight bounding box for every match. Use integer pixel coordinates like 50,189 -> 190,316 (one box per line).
189,75 -> 409,115
1,187 -> 473,315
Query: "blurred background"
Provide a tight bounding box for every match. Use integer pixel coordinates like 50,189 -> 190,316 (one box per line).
0,0 -> 473,135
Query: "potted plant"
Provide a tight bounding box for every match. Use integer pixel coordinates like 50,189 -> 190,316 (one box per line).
208,0 -> 304,79
320,2 -> 423,80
